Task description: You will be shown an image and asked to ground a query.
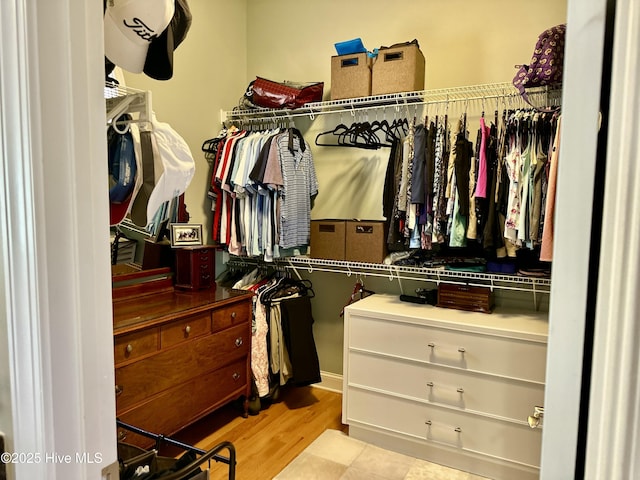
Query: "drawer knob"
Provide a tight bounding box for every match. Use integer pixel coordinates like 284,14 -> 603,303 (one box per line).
231,311 -> 237,320
232,372 -> 240,381
185,325 -> 192,335
115,385 -> 123,396
125,344 -> 133,354
235,337 -> 243,347
528,406 -> 544,428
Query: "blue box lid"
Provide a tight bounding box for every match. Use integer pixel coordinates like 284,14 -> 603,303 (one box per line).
334,38 -> 366,56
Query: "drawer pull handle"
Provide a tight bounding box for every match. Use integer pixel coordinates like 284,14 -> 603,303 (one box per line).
185,325 -> 192,335
427,343 -> 466,355
126,344 -> 133,354
426,382 -> 465,394
425,420 -> 462,433
115,385 -> 123,396
118,431 -> 127,441
231,311 -> 237,320
235,337 -> 243,347
232,372 -> 241,381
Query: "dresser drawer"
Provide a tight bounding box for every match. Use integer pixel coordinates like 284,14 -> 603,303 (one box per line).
212,301 -> 251,332
161,312 -> 211,348
346,388 -> 542,468
347,351 -> 544,423
117,358 -> 248,449
190,358 -> 248,417
116,322 -> 250,411
114,328 -> 159,365
348,315 -> 547,382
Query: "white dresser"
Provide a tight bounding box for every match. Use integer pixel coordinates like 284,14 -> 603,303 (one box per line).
342,294 -> 548,480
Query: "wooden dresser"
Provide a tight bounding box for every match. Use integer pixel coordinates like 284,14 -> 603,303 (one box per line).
112,273 -> 253,449
342,294 -> 548,480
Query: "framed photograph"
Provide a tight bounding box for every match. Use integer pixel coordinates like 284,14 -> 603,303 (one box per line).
170,223 -> 204,248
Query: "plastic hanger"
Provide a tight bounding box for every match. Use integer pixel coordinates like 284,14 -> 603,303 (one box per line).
340,279 -> 375,316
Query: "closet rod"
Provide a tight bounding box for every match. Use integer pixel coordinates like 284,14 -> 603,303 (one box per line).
220,82 -> 560,123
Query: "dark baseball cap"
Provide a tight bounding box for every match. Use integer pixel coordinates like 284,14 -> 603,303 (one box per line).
143,0 -> 192,80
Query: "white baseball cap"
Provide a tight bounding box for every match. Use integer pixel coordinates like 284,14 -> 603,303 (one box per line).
104,0 -> 175,74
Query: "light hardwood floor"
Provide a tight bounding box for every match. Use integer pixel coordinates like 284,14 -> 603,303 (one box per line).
159,385 -> 347,480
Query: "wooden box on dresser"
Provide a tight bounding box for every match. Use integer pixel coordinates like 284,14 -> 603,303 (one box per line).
113,278 -> 253,449
342,294 -> 548,480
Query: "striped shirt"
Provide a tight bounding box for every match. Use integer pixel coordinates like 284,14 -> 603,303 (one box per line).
276,132 -> 318,249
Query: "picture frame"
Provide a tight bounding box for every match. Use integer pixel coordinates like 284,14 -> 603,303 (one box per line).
170,223 -> 203,248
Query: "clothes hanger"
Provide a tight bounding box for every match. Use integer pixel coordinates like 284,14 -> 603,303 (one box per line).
314,122 -> 352,147
340,276 -> 375,317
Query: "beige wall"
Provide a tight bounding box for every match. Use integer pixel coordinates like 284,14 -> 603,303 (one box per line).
124,0 -> 247,236
126,0 -> 566,375
247,0 -> 567,222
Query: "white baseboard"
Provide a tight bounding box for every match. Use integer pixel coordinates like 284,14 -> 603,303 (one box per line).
312,371 -> 343,394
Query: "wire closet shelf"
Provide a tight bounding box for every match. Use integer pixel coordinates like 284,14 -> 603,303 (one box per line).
226,255 -> 551,296
220,82 -> 561,124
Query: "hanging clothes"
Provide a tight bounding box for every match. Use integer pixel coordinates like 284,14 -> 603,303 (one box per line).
540,115 -> 561,261
206,127 -> 318,260
432,119 -> 450,244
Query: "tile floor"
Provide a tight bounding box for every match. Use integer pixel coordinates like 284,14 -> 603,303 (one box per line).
274,429 -> 490,480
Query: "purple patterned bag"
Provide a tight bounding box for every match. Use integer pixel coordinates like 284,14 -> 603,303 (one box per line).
513,24 -> 566,104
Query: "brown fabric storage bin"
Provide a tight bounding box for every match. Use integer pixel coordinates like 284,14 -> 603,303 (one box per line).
372,44 -> 425,95
345,221 -> 387,264
331,53 -> 372,100
311,220 -> 346,260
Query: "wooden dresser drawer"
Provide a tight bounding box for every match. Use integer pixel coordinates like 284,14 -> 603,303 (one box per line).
349,315 -> 547,382
347,350 -> 544,423
160,311 -> 211,348
212,301 -> 251,332
346,388 -> 542,470
117,358 -> 248,449
114,328 -> 159,365
116,322 -> 250,411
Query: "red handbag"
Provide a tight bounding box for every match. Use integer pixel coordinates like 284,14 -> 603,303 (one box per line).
250,77 -> 324,109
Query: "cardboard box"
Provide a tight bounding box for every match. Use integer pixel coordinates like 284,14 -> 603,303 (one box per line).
372,44 -> 425,95
345,221 -> 387,264
310,220 -> 346,260
331,53 -> 372,100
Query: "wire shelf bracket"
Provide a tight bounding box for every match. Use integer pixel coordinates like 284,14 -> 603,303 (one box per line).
105,82 -> 152,127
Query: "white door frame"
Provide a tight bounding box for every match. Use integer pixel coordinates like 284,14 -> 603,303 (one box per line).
0,0 -> 117,478
540,0 -> 608,478
585,0 -> 640,477
542,0 -> 640,478
2,0 -> 638,479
